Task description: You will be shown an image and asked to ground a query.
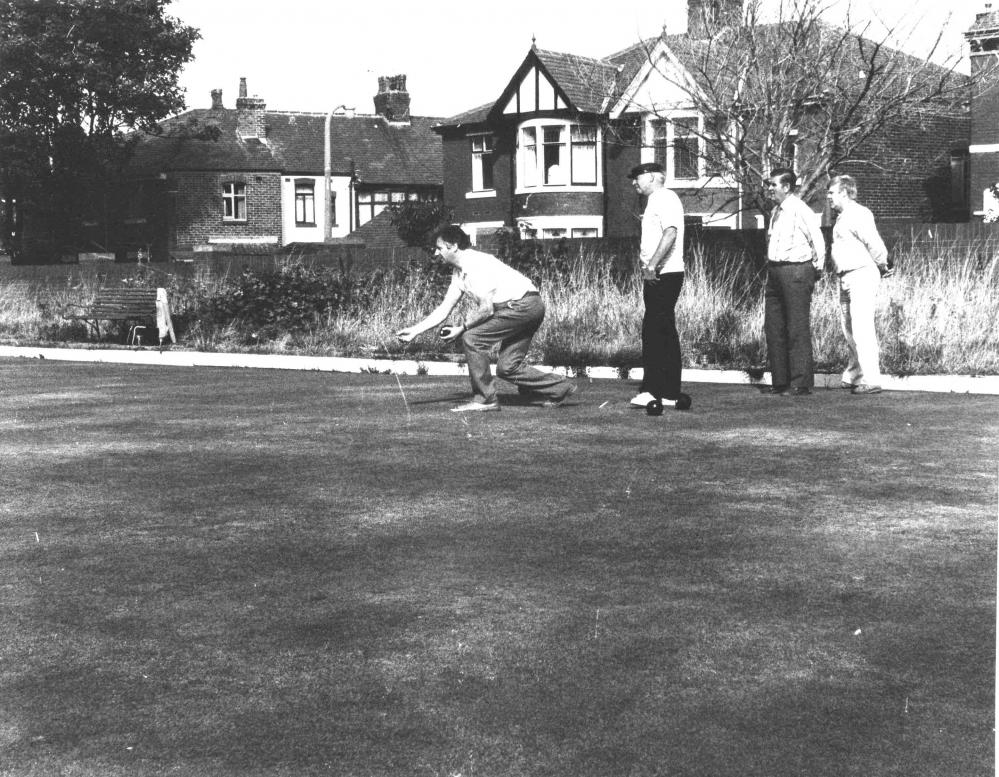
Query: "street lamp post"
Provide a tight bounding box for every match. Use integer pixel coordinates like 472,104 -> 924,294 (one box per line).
324,105 -> 348,242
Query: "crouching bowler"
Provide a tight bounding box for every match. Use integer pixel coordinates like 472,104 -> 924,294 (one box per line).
396,225 -> 577,412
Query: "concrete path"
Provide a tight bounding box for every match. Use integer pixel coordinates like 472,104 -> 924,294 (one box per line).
1,345 -> 997,394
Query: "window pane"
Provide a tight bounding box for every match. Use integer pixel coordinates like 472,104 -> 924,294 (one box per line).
481,151 -> 494,190
295,182 -> 315,224
570,124 -> 597,185
705,117 -> 727,176
541,228 -> 567,239
542,126 -> 565,184
472,134 -> 495,191
653,121 -> 670,170
673,118 -> 699,180
390,192 -> 406,202
520,127 -> 538,188
571,227 -> 598,238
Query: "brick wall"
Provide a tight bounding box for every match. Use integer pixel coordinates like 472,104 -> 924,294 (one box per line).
837,112 -> 968,222
604,122 -> 644,238
441,132 -> 511,225
169,171 -> 282,248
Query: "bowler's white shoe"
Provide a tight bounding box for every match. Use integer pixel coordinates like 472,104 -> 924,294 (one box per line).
451,400 -> 500,412
630,391 -> 656,407
630,391 -> 679,408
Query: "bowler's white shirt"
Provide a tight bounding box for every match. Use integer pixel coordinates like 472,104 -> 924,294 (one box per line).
449,249 -> 537,306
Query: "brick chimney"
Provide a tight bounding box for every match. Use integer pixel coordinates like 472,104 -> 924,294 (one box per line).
210,89 -> 224,110
373,74 -> 411,123
687,0 -> 743,38
236,77 -> 266,138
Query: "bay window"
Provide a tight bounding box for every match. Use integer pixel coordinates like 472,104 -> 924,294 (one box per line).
517,120 -> 600,190
651,115 -> 733,181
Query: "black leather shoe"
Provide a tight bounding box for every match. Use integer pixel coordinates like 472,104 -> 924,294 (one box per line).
792,387 -> 812,396
674,392 -> 692,411
767,386 -> 789,396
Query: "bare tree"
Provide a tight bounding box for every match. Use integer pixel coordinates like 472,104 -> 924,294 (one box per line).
615,0 -> 991,217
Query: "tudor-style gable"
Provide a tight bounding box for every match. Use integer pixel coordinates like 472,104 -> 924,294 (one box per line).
436,0 -> 969,242
492,51 -> 574,118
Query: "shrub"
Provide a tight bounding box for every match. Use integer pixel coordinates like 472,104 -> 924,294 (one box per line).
199,263 -> 358,341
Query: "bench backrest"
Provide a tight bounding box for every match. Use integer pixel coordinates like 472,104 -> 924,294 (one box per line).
89,288 -> 158,318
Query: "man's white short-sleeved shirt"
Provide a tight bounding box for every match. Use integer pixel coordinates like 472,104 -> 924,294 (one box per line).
640,187 -> 685,275
449,249 -> 537,307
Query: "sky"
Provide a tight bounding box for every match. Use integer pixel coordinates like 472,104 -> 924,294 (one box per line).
165,0 -> 989,119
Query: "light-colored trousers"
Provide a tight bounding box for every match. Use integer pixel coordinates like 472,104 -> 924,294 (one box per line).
461,293 -> 571,403
838,264 -> 882,385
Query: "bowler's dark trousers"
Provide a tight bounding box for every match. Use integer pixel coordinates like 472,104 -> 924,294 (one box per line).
764,262 -> 816,390
641,272 -> 684,400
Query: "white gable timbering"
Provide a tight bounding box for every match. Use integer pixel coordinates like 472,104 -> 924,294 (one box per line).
609,41 -> 705,119
505,65 -> 568,115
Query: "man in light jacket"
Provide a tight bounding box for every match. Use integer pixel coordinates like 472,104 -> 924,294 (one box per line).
827,175 -> 891,395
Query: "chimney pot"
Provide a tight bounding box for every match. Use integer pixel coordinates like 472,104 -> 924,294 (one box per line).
373,73 -> 411,123
239,77 -> 248,98
211,89 -> 223,110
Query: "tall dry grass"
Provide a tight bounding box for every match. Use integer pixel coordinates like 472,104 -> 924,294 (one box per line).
1,236 -> 997,375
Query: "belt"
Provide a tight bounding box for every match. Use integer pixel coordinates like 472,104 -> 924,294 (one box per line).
494,291 -> 540,309
768,260 -> 811,267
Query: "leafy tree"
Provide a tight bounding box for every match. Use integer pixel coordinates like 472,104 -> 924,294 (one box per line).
388,200 -> 454,253
0,0 -> 199,260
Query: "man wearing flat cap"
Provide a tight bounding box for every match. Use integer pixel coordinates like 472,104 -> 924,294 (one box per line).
627,162 -> 691,411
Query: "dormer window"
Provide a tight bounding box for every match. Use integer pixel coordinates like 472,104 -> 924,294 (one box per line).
516,119 -> 601,192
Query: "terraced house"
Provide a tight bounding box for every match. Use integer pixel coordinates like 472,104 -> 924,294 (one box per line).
117,75 -> 442,261
434,0 -> 971,244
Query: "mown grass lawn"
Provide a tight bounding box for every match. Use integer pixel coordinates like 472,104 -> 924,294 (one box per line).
0,358 -> 995,777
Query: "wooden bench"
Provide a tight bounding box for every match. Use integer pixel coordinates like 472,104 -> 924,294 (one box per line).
65,287 -> 176,345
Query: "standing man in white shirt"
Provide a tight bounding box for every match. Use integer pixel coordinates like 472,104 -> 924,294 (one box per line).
827,175 -> 891,395
396,225 -> 578,412
764,167 -> 827,396
627,162 -> 692,412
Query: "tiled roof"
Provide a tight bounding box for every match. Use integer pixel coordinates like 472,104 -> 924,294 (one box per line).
127,108 -> 443,186
438,47 -> 626,128
348,208 -> 409,249
967,9 -> 999,35
533,48 -> 621,112
440,22 -> 964,126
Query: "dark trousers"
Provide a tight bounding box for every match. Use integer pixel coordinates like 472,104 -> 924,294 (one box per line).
641,272 -> 684,400
764,262 -> 816,390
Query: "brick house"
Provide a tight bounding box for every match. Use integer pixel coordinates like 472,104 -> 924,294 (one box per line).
435,0 -> 969,244
118,75 -> 442,260
965,5 -> 999,220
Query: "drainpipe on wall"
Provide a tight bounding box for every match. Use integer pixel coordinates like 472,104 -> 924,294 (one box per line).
324,105 -> 348,241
